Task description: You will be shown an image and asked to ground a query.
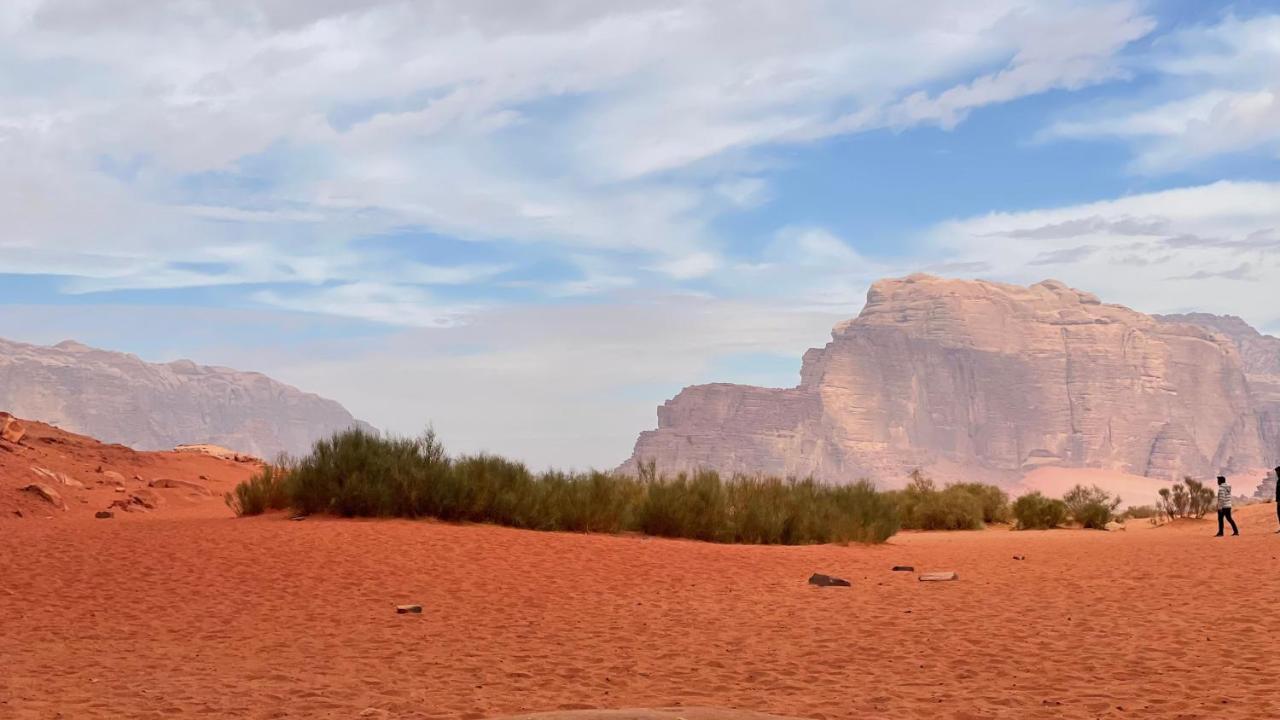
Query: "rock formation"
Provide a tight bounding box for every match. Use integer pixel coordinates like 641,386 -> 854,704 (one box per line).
622,275 -> 1277,487
0,337 -> 371,459
1157,312 -> 1280,457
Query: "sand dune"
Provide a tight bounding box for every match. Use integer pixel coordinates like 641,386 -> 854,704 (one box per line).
4,503 -> 1280,719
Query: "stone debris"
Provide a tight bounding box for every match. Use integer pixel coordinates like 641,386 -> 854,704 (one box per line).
1013,555 -> 1026,560
0,412 -> 26,444
21,482 -> 65,509
919,572 -> 959,582
396,605 -> 423,614
808,573 -> 851,587
30,466 -> 84,488
95,511 -> 114,519
149,477 -> 211,495
891,565 -> 914,572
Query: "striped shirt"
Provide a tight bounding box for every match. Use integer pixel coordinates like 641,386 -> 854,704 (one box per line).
1218,483 -> 1232,509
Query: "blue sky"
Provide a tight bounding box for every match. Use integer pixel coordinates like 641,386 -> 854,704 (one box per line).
1,1 -> 1278,468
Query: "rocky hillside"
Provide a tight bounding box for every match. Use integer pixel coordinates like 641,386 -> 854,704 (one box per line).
0,337 -> 371,459
622,275 -> 1278,487
1,412 -> 261,520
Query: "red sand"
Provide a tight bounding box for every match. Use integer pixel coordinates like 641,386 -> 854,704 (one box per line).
4,502 -> 1280,719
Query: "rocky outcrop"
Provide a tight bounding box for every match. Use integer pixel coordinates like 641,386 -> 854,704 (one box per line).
0,412 -> 25,444
623,275 -> 1276,487
1159,313 -> 1280,459
0,337 -> 372,458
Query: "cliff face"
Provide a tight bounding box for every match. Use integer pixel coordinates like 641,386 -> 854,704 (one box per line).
623,275 -> 1275,486
1157,312 -> 1280,459
0,338 -> 371,459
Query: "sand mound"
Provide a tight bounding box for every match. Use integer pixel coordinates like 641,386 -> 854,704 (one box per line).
0,413 -> 261,520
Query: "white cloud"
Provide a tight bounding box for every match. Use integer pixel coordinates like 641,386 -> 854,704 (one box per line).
1043,14 -> 1280,172
253,282 -> 475,327
928,180 -> 1280,329
0,0 -> 1160,313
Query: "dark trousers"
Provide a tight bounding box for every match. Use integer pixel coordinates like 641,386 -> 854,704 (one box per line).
1217,508 -> 1239,535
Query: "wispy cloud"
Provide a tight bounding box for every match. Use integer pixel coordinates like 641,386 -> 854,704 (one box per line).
1043,14 -> 1280,173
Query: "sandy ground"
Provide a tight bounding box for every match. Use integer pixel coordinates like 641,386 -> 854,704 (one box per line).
4,503 -> 1280,720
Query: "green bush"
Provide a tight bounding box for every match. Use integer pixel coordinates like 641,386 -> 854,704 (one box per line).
1122,505 -> 1157,520
224,464 -> 291,516
1062,484 -> 1121,530
1013,492 -> 1068,530
948,482 -> 1012,524
225,429 -> 900,545
890,472 -> 1003,530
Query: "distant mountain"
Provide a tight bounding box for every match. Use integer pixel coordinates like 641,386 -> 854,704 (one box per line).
0,337 -> 372,459
622,275 -> 1279,488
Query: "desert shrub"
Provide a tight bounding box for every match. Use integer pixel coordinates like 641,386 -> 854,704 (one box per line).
225,430 -> 900,544
1013,492 -> 1068,530
225,463 -> 291,516
1123,505 -> 1158,520
1156,477 -> 1218,521
890,471 -> 991,530
1182,478 -> 1215,518
947,482 -> 1012,524
1062,484 -> 1122,529
288,428 -> 450,517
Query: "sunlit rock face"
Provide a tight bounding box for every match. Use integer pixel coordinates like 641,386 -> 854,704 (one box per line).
623,275 -> 1274,487
0,337 -> 371,459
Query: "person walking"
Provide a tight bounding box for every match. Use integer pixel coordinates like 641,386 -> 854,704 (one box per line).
1274,466 -> 1279,533
1215,475 -> 1239,537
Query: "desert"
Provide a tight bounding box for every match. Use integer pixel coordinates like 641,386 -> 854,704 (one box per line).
6,3 -> 1280,718
3,415 -> 1280,719
4,484 -> 1279,719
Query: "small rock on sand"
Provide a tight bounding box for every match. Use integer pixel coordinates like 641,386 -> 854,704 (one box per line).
892,565 -> 914,572
149,478 -> 210,495
808,573 -> 851,587
919,572 -> 959,582
95,511 -> 114,519
396,604 -> 423,614
21,482 -> 65,509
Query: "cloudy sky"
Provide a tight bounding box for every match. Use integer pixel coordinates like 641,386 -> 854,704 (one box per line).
2,0 -> 1278,468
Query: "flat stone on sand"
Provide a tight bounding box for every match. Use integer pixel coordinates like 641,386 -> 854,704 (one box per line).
808,573 -> 851,587
396,604 -> 423,614
919,572 -> 959,582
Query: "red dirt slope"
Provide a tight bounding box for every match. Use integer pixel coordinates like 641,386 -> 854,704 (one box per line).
0,413 -> 261,520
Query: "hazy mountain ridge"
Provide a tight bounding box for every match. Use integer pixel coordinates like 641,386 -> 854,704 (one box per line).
623,275 -> 1279,488
0,337 -> 372,459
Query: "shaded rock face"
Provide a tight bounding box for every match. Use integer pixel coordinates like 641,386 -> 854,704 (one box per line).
1157,313 -> 1280,457
0,337 -> 372,459
623,275 -> 1275,487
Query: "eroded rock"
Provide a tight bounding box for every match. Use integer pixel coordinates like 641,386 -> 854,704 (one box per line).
21,482 -> 65,509
622,275 -> 1272,486
0,412 -> 25,444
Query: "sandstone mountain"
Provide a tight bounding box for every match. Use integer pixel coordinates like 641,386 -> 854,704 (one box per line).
622,275 -> 1278,488
0,337 -> 371,459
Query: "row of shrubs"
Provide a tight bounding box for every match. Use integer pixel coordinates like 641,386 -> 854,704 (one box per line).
887,470 -> 1122,531
226,428 -> 1127,541
227,428 -> 900,545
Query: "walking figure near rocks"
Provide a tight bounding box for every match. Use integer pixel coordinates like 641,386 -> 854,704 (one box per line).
1215,476 -> 1239,537
1274,466 -> 1279,534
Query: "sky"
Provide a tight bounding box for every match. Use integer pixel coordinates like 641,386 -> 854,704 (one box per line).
2,0 -> 1279,469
